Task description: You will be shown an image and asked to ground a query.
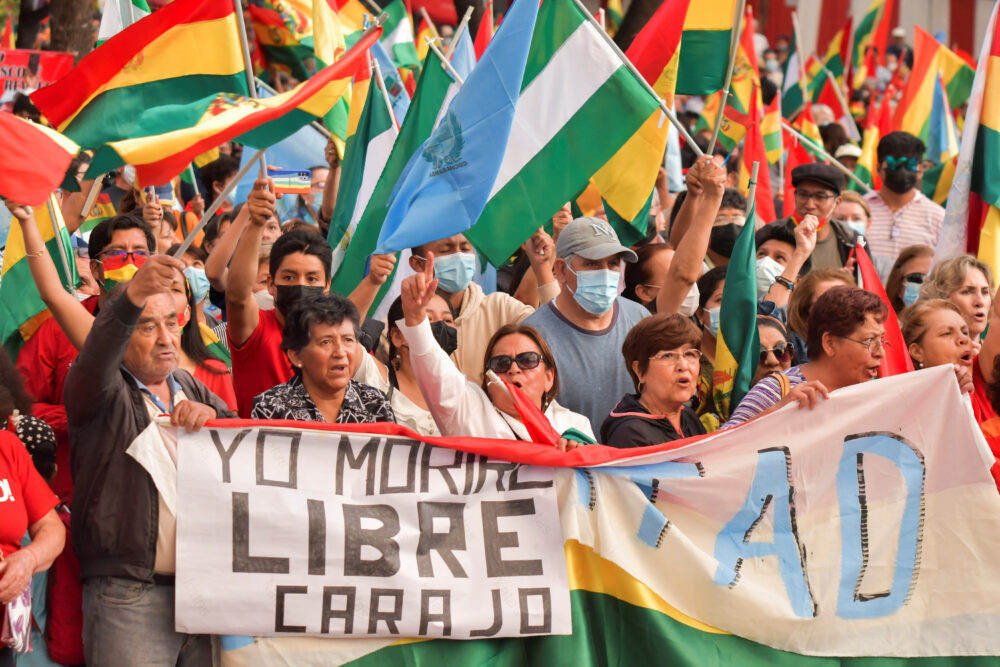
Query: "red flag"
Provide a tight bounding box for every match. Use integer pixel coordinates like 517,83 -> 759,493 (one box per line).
500,378 -> 561,445
0,114 -> 80,206
1,17 -> 13,49
783,130 -> 811,214
855,242 -> 914,377
473,0 -> 493,59
741,87 -> 777,224
873,0 -> 896,65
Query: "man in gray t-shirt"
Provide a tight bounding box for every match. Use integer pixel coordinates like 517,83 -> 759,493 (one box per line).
524,217 -> 647,434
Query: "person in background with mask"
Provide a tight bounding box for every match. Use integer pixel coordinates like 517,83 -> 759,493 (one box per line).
407,231 -> 558,383
693,266 -> 725,430
834,190 -> 871,238
524,217 -> 645,433
623,244 -> 675,312
6,206 -> 154,503
834,143 -> 863,174
761,48 -> 782,86
756,164 -> 863,274
226,178 -> 394,417
864,132 -> 945,280
352,295 -> 458,436
884,244 -> 933,313
668,187 -> 745,270
754,218 -> 817,310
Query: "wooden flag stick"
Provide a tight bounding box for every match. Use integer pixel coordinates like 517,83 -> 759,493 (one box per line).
79,178 -> 102,220
371,57 -> 401,129
232,0 -> 267,175
426,37 -> 465,84
781,121 -> 873,193
446,6 -> 474,58
46,196 -> 74,293
419,7 -> 440,41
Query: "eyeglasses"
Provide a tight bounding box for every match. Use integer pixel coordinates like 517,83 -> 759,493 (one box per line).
649,349 -> 701,365
100,250 -> 150,269
713,214 -> 746,226
884,156 -> 919,171
486,351 -> 543,374
794,189 -> 836,203
839,335 -> 889,353
759,342 -> 792,365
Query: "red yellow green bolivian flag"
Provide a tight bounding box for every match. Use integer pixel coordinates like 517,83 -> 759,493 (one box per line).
31,0 -> 249,151
851,92 -> 892,192
675,0 -> 735,95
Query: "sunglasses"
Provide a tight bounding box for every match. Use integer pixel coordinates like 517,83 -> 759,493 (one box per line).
903,272 -> 925,284
760,342 -> 792,365
100,250 -> 150,271
486,351 -> 543,374
884,156 -> 918,171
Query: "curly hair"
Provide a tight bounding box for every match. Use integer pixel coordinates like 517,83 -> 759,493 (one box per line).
806,286 -> 886,360
622,313 -> 701,390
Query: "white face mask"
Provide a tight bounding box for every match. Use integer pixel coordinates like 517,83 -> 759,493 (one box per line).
756,256 -> 785,300
253,289 -> 274,311
121,165 -> 136,186
678,283 -> 700,318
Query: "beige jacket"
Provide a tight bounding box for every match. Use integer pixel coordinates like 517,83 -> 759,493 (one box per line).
453,280 -> 559,383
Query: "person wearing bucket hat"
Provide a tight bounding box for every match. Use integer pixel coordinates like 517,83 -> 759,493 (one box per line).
524,217 -> 649,433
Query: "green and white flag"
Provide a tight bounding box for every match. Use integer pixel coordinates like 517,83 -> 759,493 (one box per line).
328,68 -> 399,277
780,28 -> 804,119
381,0 -> 420,70
465,0 -> 660,267
97,0 -> 151,45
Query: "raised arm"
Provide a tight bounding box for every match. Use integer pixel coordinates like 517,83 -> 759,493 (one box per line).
347,253 -> 396,317
204,204 -> 250,292
763,218 -> 818,309
5,201 -> 93,349
318,138 -> 340,237
226,179 -> 274,347
657,158 -> 724,314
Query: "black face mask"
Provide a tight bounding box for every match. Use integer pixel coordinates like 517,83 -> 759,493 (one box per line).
882,168 -> 918,194
429,321 -> 458,355
709,223 -> 741,258
274,284 -> 325,317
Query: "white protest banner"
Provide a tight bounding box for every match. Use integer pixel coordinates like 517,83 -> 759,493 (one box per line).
209,365 -> 1000,666
176,427 -> 570,639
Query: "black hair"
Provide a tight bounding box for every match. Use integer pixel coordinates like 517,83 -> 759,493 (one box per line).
270,229 -> 333,281
161,209 -> 178,231
697,265 -> 728,310
281,294 -> 360,353
757,314 -> 788,339
88,214 -> 156,259
12,93 -> 38,117
0,348 -> 32,423
668,190 -> 687,228
876,131 -> 926,164
760,77 -> 778,106
202,209 -> 235,248
199,155 -> 240,196
181,244 -> 207,263
623,244 -> 673,303
681,134 -> 709,170
386,296 -> 405,388
755,220 -> 797,250
720,188 -> 747,213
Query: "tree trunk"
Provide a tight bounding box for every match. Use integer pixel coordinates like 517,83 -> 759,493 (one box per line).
14,0 -> 46,49
613,0 -> 662,52
48,0 -> 93,61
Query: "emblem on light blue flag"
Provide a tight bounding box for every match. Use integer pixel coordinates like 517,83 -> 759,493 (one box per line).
422,112 -> 466,175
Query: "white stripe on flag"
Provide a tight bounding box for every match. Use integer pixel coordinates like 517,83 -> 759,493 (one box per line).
488,21 -> 620,199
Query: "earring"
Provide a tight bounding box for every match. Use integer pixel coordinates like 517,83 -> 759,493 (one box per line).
637,379 -> 646,395
392,353 -> 401,371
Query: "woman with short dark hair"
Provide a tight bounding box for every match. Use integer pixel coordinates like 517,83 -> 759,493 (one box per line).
753,315 -> 793,386
724,286 -> 887,428
251,294 -> 395,423
601,314 -> 706,447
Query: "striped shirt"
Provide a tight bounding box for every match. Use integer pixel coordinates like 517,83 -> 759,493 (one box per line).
864,190 -> 945,281
722,366 -> 807,429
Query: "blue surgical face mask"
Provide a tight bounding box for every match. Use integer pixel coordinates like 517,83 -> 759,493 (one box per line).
847,221 -> 867,237
567,266 -> 619,315
903,280 -> 921,306
706,306 -> 720,338
756,255 -> 785,300
184,266 -> 210,304
434,251 -> 477,294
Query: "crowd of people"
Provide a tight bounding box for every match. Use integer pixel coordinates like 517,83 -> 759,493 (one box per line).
0,13 -> 996,667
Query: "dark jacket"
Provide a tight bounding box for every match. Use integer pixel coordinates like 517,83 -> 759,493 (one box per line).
600,393 -> 706,448
770,217 -> 869,276
64,293 -> 234,582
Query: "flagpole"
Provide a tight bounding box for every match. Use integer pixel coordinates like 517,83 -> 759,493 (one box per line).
171,148 -> 266,258
79,179 -> 102,220
781,121 -> 873,193
707,0 -> 748,155
371,57 -> 402,129
445,6 -> 474,59
425,37 -> 465,84
791,12 -> 810,99
597,7 -> 606,30
360,0 -> 382,18
745,161 -> 759,218
255,77 -> 333,137
814,57 -> 855,128
45,196 -> 74,293
232,0 -> 267,176
419,7 -> 440,41
567,0 -> 703,157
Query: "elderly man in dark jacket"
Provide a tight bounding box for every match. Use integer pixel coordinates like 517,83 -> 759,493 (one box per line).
65,254 -> 234,666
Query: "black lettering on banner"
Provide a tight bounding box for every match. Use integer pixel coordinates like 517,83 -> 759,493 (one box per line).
307,499 -> 326,575
419,445 -> 463,494
210,428 -> 251,483
367,589 -> 403,634
475,460 -> 518,493
274,585 -> 308,633
232,492 -> 290,573
518,588 -> 552,634
255,429 -> 299,489
343,504 -> 400,576
419,590 -> 452,636
321,586 -> 356,634
416,502 -> 468,578
469,589 -> 502,637
379,439 -> 420,494
509,464 -> 554,490
336,436 -> 379,495
462,454 -> 477,495
482,500 -> 543,577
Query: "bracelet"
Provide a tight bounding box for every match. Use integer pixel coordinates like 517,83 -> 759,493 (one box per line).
24,546 -> 38,572
774,276 -> 795,291
25,249 -> 44,258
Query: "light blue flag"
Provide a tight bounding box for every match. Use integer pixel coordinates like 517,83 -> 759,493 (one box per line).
373,0 -> 539,254
927,74 -> 960,164
371,40 -> 412,124
450,26 -> 476,79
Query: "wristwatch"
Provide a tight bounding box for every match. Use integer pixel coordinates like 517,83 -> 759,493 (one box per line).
774,276 -> 795,291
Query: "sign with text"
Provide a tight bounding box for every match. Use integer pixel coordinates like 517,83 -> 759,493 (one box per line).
0,49 -> 73,109
176,428 -> 570,639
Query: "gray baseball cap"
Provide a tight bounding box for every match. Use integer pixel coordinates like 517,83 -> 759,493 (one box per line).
556,217 -> 638,263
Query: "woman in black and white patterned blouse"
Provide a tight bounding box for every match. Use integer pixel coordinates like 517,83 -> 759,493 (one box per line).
251,294 -> 395,424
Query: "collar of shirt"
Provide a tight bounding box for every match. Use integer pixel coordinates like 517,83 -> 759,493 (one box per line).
122,367 -> 181,413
